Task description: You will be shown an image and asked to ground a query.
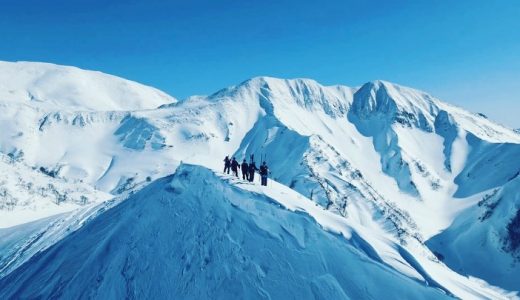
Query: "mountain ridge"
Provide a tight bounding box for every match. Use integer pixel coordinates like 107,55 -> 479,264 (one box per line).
0,61 -> 176,111
1,61 -> 519,296
1,164 -> 512,299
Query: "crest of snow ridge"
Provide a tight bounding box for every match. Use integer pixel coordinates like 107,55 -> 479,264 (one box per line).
207,76 -> 355,118
0,61 -> 177,111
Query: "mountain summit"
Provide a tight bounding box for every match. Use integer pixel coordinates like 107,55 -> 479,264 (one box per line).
0,61 -> 176,111
0,61 -> 519,298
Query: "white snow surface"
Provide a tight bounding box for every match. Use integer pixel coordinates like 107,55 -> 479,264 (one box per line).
1,61 -> 520,298
0,152 -> 111,228
0,61 -> 176,111
0,165 -> 514,299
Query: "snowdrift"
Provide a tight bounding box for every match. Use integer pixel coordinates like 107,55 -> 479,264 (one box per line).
1,61 -> 520,297
2,164 -> 510,299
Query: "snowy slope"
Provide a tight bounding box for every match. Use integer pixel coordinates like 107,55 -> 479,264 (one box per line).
0,187 -> 132,280
1,62 -> 520,296
428,161 -> 520,291
0,165 -> 514,299
0,61 -> 176,111
0,61 -> 178,192
0,152 -> 111,228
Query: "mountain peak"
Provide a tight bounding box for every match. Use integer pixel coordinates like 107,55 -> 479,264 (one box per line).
357,79 -> 437,106
0,61 -> 176,111
351,79 -> 439,129
246,76 -> 324,87
205,76 -> 356,118
2,61 -> 520,298
0,164 -> 463,299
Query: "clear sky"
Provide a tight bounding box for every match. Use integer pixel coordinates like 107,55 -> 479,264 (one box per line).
1,0 -> 519,127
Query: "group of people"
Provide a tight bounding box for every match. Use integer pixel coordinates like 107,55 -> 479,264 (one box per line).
223,155 -> 270,186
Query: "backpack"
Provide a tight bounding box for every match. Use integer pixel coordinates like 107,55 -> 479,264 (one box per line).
260,165 -> 268,176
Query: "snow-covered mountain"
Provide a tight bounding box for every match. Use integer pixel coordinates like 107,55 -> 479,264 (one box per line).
0,61 -> 176,111
1,61 -> 519,298
0,165 -> 512,299
0,152 -> 111,228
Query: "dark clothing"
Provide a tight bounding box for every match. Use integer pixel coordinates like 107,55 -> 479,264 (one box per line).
248,162 -> 258,182
231,159 -> 240,177
259,165 -> 269,176
259,164 -> 269,186
241,162 -> 249,180
261,176 -> 268,186
223,157 -> 231,174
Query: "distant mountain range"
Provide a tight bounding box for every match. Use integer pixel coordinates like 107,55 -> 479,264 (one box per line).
0,61 -> 518,299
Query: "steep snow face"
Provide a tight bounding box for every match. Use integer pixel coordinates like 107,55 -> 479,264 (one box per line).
0,165 -> 513,300
426,133 -> 520,291
0,61 -> 176,111
224,77 -> 520,294
433,110 -> 459,172
428,177 -> 520,291
1,62 -> 520,295
0,198 -> 119,279
350,80 -> 438,132
348,80 -> 518,198
211,77 -> 355,119
348,81 -> 441,195
454,134 -> 520,197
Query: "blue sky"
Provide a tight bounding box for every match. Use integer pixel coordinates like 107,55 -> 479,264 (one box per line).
1,0 -> 519,127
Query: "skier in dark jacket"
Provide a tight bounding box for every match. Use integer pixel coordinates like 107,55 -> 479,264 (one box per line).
231,157 -> 240,177
248,161 -> 258,182
241,159 -> 249,180
259,161 -> 269,186
223,156 -> 231,174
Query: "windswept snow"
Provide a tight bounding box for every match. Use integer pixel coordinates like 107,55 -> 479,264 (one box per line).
428,165 -> 520,291
1,61 -> 520,297
1,165 -> 514,299
0,61 -> 176,111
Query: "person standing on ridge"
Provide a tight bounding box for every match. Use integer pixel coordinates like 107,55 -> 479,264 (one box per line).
223,156 -> 231,174
231,157 -> 240,177
241,159 -> 249,180
248,161 -> 258,182
260,161 -> 269,186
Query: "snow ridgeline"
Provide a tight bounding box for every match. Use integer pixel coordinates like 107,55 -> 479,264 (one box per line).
1,61 -> 520,295
0,164 -> 513,299
0,61 -> 176,111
